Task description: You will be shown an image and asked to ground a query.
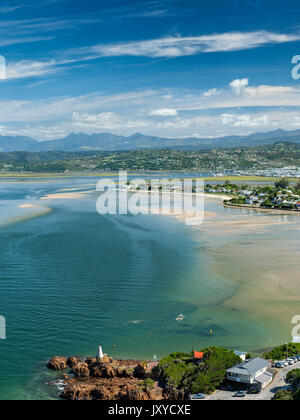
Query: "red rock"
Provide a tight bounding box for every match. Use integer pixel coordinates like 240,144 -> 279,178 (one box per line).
67,356 -> 79,368
133,362 -> 148,379
47,356 -> 67,370
72,362 -> 90,379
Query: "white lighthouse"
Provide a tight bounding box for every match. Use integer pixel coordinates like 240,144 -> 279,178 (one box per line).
96,346 -> 104,361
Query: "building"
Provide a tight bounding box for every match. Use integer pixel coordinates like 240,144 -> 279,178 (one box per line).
234,351 -> 248,361
226,358 -> 273,390
193,351 -> 204,360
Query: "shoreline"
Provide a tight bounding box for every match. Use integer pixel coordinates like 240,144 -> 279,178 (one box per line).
223,203 -> 300,216
0,172 -> 299,183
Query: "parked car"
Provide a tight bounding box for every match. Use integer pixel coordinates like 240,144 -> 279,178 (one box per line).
192,393 -> 206,400
234,391 -> 247,398
248,388 -> 260,394
274,362 -> 284,368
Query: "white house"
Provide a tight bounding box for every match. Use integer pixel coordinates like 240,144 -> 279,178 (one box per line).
226,358 -> 273,390
234,351 -> 248,361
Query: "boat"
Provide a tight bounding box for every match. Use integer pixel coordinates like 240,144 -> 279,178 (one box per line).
176,314 -> 185,322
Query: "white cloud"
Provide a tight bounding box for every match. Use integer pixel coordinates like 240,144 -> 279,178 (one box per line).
230,78 -> 249,95
87,31 -> 300,58
0,6 -> 21,14
203,88 -> 220,97
148,108 -> 178,116
72,111 -> 149,130
2,30 -> 300,81
6,59 -> 61,79
221,113 -> 273,128
1,80 -> 300,140
0,90 -> 158,122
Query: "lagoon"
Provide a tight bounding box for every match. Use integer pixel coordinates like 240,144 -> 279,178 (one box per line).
0,176 -> 299,399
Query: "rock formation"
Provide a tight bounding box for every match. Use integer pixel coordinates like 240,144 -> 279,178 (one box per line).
72,362 -> 90,379
47,356 -> 68,370
47,353 -> 186,401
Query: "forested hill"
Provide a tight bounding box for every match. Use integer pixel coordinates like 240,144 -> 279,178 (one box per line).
0,142 -> 299,173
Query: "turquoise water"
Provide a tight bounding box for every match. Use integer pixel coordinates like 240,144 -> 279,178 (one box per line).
0,177 -> 298,399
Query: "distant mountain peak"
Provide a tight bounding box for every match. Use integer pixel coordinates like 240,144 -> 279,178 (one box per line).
1,128 -> 300,152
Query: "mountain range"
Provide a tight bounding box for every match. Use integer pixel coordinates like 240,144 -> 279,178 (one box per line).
1,129 -> 300,152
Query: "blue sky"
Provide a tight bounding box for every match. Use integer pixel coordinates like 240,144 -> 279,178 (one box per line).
1,0 -> 300,140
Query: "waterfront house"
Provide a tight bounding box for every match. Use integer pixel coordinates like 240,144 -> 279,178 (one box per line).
226,358 -> 272,390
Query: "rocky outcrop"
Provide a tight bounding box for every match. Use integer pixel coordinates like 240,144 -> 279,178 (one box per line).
60,378 -> 145,401
163,385 -> 186,400
67,356 -> 79,368
72,362 -> 90,379
85,357 -> 97,366
133,362 -> 148,379
47,356 -> 68,370
47,353 -> 185,401
89,362 -> 133,379
117,386 -> 151,401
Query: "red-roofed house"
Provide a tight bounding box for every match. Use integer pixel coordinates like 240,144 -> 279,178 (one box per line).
193,351 -> 204,360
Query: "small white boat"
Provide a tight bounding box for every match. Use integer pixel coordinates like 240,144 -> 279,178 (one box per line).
176,314 -> 185,322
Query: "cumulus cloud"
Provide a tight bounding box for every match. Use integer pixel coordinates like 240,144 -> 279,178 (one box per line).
1,80 -> 300,139
148,108 -> 178,116
230,78 -> 249,94
203,88 -> 221,97
221,113 -> 272,127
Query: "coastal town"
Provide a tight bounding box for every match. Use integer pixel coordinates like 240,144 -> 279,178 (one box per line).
206,179 -> 300,211
123,177 -> 300,212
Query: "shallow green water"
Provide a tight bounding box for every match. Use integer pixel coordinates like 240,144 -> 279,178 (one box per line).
0,177 -> 298,399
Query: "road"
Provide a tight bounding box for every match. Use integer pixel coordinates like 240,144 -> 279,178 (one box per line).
204,361 -> 300,400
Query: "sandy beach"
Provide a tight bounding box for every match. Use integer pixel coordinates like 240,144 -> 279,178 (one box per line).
18,204 -> 36,209
40,190 -> 94,200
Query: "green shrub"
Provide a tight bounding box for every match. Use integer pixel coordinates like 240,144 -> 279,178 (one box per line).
190,372 -> 216,394
141,378 -> 155,390
157,352 -> 194,386
286,369 -> 300,390
157,347 -> 241,395
274,390 -> 294,400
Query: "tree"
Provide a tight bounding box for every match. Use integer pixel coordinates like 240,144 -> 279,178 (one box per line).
286,369 -> 300,390
275,178 -> 290,190
264,343 -> 300,360
274,390 -> 294,400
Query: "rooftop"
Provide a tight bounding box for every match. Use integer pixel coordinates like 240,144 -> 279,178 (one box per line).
227,357 -> 270,376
